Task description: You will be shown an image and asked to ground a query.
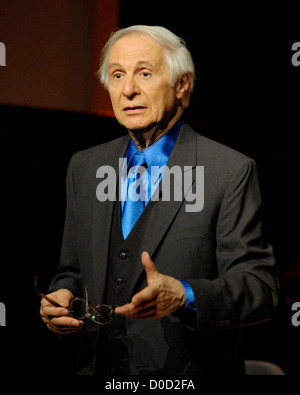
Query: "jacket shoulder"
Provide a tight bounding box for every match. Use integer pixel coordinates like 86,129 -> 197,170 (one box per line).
68,134 -> 129,171
182,123 -> 253,166
74,134 -> 128,159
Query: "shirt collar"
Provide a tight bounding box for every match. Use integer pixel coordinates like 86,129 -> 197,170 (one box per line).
125,121 -> 181,183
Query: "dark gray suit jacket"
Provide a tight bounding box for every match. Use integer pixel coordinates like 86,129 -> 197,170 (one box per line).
50,123 -> 279,375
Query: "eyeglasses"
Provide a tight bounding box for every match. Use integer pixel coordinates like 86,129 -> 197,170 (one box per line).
34,276 -> 114,326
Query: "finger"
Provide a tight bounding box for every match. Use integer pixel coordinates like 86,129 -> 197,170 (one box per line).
41,289 -> 73,309
40,304 -> 69,318
48,316 -> 83,327
135,305 -> 157,318
44,317 -> 84,334
114,302 -> 135,316
116,303 -> 157,320
46,322 -> 83,334
141,251 -> 159,284
131,284 -> 158,305
136,298 -> 157,311
115,297 -> 156,316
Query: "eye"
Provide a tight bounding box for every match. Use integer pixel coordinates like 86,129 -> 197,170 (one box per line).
140,71 -> 151,79
112,72 -> 123,80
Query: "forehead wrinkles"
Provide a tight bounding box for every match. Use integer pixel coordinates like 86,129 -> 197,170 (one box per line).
108,34 -> 168,73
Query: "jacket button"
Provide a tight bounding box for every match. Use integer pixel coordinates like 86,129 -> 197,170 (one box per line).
115,278 -> 122,285
119,252 -> 126,260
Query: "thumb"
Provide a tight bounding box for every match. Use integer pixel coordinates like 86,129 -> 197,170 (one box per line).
55,289 -> 74,308
141,251 -> 159,283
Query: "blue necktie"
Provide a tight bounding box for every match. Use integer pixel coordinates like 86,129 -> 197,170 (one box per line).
122,151 -> 147,239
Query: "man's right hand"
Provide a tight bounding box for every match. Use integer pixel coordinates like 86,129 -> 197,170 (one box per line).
40,289 -> 84,334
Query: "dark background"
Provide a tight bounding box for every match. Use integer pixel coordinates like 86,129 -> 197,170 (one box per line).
1,1 -> 299,377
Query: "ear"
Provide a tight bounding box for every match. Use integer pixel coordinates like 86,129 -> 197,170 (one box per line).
175,73 -> 190,100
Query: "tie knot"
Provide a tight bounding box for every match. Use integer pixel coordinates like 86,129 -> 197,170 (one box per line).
130,151 -> 146,168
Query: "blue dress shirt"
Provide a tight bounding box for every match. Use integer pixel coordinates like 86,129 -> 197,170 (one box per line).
121,122 -> 196,312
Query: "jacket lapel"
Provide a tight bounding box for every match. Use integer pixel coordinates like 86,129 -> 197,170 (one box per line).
125,124 -> 198,298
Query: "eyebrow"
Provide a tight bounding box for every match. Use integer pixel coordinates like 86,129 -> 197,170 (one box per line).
108,60 -> 154,70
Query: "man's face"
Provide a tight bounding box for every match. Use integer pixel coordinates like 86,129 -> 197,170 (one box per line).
107,34 -> 180,133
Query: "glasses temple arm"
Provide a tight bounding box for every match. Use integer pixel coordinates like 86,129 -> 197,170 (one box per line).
34,276 -> 64,308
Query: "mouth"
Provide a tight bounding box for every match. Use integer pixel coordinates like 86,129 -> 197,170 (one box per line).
123,106 -> 146,113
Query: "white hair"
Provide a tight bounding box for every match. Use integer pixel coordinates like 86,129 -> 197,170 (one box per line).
98,25 -> 195,94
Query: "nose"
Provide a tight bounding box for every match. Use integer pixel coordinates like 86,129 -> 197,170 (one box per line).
122,75 -> 140,99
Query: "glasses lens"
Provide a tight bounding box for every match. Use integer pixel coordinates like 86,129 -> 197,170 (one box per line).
69,299 -> 87,319
90,305 -> 113,325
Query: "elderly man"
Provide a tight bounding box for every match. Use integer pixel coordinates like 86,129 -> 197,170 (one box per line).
39,25 -> 279,375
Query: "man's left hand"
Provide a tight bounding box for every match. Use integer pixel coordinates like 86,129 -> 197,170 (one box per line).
115,251 -> 186,319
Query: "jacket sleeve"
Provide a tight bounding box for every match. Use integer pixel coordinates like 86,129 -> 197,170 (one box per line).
187,158 -> 279,331
49,154 -> 83,298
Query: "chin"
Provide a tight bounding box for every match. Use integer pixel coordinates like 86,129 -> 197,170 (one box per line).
124,120 -> 154,133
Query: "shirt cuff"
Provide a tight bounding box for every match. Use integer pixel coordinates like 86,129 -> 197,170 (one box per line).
179,280 -> 196,311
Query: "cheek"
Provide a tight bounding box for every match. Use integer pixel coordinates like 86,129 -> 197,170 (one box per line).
149,86 -> 175,112
154,90 -> 177,118
108,89 -> 119,110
